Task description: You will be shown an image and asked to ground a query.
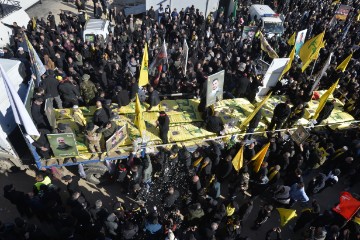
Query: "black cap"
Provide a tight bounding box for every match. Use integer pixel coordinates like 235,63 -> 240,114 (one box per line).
61,175 -> 72,181
86,123 -> 95,131
57,123 -> 67,131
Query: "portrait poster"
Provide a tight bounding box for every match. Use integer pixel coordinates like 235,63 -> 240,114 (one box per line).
106,124 -> 128,153
242,26 -> 258,41
47,133 -> 79,157
295,29 -> 308,55
45,99 -> 56,128
335,5 -> 352,21
206,70 -> 225,107
291,125 -> 310,145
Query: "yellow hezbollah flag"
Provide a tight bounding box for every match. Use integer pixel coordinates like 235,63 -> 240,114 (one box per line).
336,53 -> 352,72
259,32 -> 279,59
139,43 -> 149,86
240,92 -> 272,129
193,157 -> 203,167
280,46 -> 295,79
299,31 -> 325,72
232,145 -> 244,172
251,142 -> 270,172
32,17 -> 36,30
312,79 -> 339,119
134,94 -> 146,136
277,208 -> 297,226
287,32 -> 296,46
357,10 -> 360,21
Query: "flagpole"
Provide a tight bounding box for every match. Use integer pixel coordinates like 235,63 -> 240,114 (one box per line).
310,53 -> 320,77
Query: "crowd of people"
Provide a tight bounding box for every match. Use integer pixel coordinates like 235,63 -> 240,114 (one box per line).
1,0 -> 360,239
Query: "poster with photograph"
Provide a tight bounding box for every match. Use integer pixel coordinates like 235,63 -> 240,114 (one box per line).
45,99 -> 56,128
206,70 -> 225,107
295,29 -> 308,55
47,133 -> 79,157
335,5 -> 352,20
106,124 -> 128,153
242,26 -> 258,41
291,125 -> 310,145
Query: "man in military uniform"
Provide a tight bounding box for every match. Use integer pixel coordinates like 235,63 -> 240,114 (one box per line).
80,74 -> 97,106
85,123 -> 102,159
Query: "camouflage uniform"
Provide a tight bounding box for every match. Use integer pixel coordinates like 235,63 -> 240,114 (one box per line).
72,108 -> 87,132
80,74 -> 97,105
85,125 -> 102,153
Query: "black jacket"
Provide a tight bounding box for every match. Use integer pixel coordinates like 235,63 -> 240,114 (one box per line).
42,75 -> 60,97
273,103 -> 291,121
206,115 -> 224,134
58,81 -> 80,101
148,90 -> 160,108
248,109 -> 263,129
114,90 -> 130,107
318,101 -> 334,119
93,107 -> 110,127
158,114 -> 170,133
31,104 -> 49,129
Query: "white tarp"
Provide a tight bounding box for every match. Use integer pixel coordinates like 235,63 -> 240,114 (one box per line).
17,0 -> 40,10
257,58 -> 289,96
0,64 -> 39,137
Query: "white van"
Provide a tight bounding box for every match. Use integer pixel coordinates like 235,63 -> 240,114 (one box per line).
249,4 -> 284,36
83,19 -> 112,43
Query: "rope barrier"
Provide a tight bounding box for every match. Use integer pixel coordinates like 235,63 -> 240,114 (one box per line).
117,119 -> 360,152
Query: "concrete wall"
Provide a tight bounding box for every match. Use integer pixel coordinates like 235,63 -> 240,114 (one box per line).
146,0 -> 220,17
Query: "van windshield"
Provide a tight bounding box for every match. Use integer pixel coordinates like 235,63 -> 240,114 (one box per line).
264,22 -> 284,34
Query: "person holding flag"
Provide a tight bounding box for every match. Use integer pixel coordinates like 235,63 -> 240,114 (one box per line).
299,31 -> 325,72
139,43 -> 149,87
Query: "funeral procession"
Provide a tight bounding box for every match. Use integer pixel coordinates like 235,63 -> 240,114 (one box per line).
0,0 -> 360,239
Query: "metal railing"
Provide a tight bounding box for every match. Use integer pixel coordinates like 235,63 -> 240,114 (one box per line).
0,0 -> 21,19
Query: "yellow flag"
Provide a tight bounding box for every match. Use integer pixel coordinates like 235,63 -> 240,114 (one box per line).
280,46 -> 295,79
32,17 -> 36,30
299,31 -> 325,72
336,53 -> 352,72
251,142 -> 270,172
259,32 -> 279,59
134,94 -> 146,136
232,145 -> 244,172
357,10 -> 360,21
139,43 -> 149,86
193,157 -> 203,167
312,79 -> 339,119
287,32 -> 296,46
277,208 -> 297,226
240,92 -> 272,129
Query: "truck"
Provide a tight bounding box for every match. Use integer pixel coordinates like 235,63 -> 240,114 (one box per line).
83,19 -> 112,44
249,4 -> 284,37
0,58 -> 112,184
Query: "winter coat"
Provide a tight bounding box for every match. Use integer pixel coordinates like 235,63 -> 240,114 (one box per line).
290,183 -> 309,202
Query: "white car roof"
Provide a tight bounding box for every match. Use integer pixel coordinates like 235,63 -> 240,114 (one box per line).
84,19 -> 107,31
